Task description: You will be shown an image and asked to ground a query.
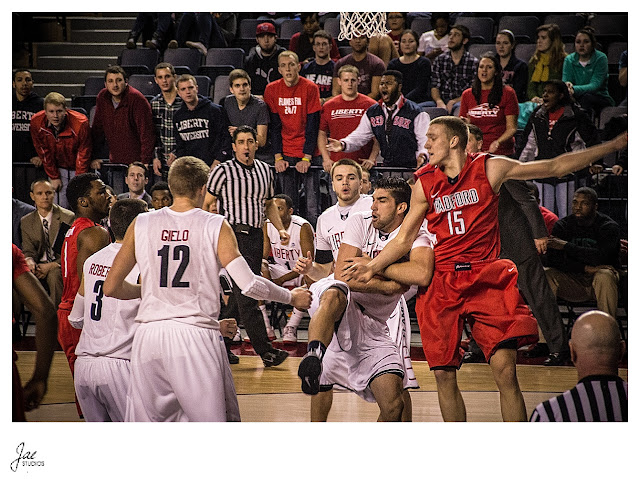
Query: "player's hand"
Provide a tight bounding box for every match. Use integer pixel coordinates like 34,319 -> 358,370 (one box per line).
49,178 -> 63,192
534,237 -> 548,255
294,251 -> 313,275
219,318 -> 238,338
23,378 -> 47,411
290,285 -> 312,310
295,159 -> 311,174
279,229 -> 290,245
326,138 -> 343,153
342,257 -> 375,283
275,159 -> 289,173
152,158 -> 162,176
30,156 -> 43,167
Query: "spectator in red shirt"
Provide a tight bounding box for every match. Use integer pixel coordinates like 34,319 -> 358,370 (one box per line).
30,92 -> 91,209
264,50 -> 322,225
459,52 -> 519,156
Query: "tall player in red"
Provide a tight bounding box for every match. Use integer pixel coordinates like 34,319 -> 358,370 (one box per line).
344,116 -> 627,421
58,173 -> 111,415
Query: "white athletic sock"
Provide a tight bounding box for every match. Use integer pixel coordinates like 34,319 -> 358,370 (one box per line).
259,304 -> 271,328
287,308 -> 304,329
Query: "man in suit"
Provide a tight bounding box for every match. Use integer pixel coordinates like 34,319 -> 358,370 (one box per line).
21,179 -> 75,310
463,125 -> 569,366
116,162 -> 152,206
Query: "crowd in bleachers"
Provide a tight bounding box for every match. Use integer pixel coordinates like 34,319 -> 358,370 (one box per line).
12,12 -> 628,422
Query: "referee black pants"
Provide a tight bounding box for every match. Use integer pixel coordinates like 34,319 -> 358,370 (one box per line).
220,226 -> 273,356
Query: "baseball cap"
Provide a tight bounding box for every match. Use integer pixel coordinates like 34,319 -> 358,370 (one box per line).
256,22 -> 276,36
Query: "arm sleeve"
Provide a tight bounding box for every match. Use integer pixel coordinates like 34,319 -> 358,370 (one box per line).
502,179 -> 548,239
68,293 -> 85,329
413,111 -> 430,159
342,110 -> 375,152
75,116 -> 92,174
135,96 -> 156,164
30,122 -> 61,179
225,256 -> 292,304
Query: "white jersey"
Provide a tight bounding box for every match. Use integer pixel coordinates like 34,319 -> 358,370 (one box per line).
315,195 -> 373,261
75,243 -> 140,359
266,214 -> 314,272
134,207 -> 225,329
342,210 -> 436,259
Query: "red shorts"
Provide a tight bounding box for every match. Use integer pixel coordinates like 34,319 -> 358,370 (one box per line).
57,307 -> 82,374
416,258 -> 538,369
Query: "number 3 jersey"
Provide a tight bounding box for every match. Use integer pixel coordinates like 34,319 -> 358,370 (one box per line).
134,207 -> 225,328
75,243 -> 140,359
414,153 -> 500,265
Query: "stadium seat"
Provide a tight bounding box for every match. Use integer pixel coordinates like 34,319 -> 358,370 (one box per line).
128,74 -> 161,96
120,48 -> 160,75
162,47 -> 202,75
498,15 -> 540,43
455,16 -> 495,44
423,107 -> 448,119
83,77 -> 104,96
194,75 -> 212,98
468,43 -> 495,60
410,17 -> 431,37
323,17 -> 341,40
279,18 -> 302,42
205,48 -> 245,69
213,75 -> 230,105
544,14 -> 586,42
515,43 -> 536,63
589,14 -> 627,45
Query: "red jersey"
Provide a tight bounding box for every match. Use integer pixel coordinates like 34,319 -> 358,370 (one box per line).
459,86 -> 519,155
320,94 -> 376,163
415,153 -> 500,266
59,217 -> 99,311
263,76 -> 322,158
12,244 -> 30,281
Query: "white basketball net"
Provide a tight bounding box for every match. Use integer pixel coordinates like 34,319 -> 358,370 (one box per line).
339,12 -> 390,40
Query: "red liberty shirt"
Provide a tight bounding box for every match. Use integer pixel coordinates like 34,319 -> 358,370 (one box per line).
414,153 -> 500,266
459,86 -> 519,155
320,93 -> 376,163
59,217 -> 100,311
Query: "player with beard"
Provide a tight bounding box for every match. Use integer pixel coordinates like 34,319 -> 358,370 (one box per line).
296,176 -> 434,421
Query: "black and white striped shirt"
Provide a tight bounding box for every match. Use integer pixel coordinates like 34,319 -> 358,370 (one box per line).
530,375 -> 628,422
206,157 -> 275,228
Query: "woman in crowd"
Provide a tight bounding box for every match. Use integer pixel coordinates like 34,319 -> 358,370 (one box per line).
518,79 -> 598,217
495,29 -> 528,102
459,52 -> 519,156
417,13 -> 450,60
562,26 -> 614,116
527,23 -> 566,104
388,29 -> 433,105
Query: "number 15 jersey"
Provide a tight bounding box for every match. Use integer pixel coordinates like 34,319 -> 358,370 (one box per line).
134,207 -> 225,329
414,153 -> 500,265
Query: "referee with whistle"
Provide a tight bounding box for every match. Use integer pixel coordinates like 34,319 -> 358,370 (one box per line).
204,125 -> 291,367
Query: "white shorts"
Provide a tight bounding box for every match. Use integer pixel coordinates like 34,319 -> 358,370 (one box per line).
268,263 -> 304,288
386,296 -> 418,391
309,276 -> 405,403
75,356 -> 131,422
125,321 -> 240,422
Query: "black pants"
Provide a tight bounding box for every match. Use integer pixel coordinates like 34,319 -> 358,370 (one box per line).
219,226 -> 272,355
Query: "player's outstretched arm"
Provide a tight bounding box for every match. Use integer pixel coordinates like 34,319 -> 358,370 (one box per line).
380,246 -> 435,287
14,270 -> 57,411
347,182 -> 428,283
336,242 -> 407,295
487,133 -> 628,191
104,221 -> 141,300
219,221 -> 312,308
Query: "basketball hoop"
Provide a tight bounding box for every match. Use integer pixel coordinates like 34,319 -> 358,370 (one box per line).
339,12 -> 390,41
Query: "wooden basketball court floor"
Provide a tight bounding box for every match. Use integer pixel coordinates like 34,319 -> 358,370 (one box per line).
14,351 -> 629,422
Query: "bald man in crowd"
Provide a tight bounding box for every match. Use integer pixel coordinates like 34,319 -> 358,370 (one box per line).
530,310 -> 627,422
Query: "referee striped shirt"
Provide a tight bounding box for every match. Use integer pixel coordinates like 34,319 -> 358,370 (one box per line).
206,157 -> 275,228
530,375 -> 628,422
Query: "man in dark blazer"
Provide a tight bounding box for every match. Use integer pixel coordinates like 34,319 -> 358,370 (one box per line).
463,127 -> 569,366
21,179 -> 75,309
